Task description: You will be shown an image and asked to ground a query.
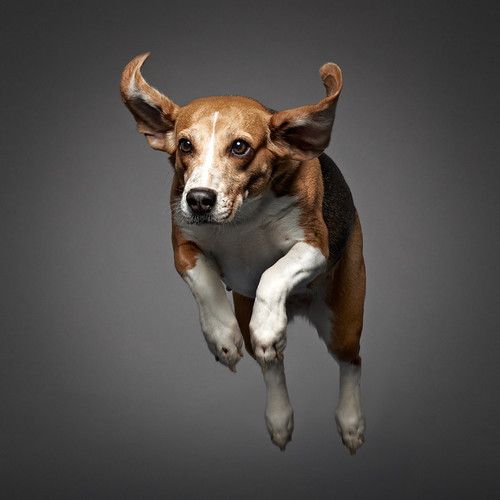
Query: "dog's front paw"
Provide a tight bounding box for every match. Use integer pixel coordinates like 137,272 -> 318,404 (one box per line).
202,319 -> 244,371
249,298 -> 287,365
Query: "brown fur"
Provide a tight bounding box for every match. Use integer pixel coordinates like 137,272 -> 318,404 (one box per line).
325,213 -> 365,364
232,292 -> 255,357
272,157 -> 329,256
120,53 -> 179,153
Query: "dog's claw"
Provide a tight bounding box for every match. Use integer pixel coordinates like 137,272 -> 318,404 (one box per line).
270,432 -> 292,452
336,413 -> 365,454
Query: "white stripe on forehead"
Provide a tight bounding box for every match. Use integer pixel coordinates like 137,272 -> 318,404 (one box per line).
200,111 -> 219,184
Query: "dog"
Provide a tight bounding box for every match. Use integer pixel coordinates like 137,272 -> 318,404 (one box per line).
120,53 -> 366,453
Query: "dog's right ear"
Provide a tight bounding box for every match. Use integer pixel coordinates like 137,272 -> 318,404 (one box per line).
120,53 -> 179,153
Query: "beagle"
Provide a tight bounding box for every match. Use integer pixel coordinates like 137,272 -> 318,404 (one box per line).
120,53 -> 366,453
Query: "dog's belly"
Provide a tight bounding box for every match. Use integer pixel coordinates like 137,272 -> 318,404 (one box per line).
179,195 -> 304,298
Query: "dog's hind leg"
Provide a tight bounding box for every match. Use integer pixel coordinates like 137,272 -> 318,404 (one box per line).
233,292 -> 255,358
310,214 -> 366,454
261,359 -> 294,450
233,292 -> 294,450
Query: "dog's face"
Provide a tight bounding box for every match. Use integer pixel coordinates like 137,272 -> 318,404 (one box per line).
121,53 -> 342,224
173,96 -> 273,223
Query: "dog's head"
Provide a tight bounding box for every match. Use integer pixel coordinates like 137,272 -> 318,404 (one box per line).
120,53 -> 342,224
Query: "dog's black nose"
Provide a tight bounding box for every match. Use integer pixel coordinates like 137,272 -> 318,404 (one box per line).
186,188 -> 217,215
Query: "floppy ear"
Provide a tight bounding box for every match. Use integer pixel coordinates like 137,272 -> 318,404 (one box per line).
269,63 -> 343,160
120,53 -> 179,153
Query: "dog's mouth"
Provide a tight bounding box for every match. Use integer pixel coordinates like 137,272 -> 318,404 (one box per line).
176,206 -> 230,226
178,193 -> 245,226
185,214 -> 220,225
184,209 -> 236,225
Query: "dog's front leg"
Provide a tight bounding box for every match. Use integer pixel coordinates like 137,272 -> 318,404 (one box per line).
185,254 -> 244,370
250,242 -> 327,364
173,232 -> 244,371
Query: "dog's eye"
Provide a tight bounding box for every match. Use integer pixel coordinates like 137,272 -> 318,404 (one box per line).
178,138 -> 192,153
230,139 -> 250,157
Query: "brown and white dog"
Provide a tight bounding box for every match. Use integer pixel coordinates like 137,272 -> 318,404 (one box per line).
120,53 -> 366,453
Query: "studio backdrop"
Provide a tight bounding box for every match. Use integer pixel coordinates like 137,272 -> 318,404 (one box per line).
1,1 -> 497,499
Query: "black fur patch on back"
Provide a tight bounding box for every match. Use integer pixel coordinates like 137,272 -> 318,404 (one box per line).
319,153 -> 356,264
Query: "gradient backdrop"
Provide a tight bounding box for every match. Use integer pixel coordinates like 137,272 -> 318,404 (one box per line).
2,1 -> 498,498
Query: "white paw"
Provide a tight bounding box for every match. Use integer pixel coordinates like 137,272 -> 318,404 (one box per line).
249,299 -> 287,365
201,320 -> 244,371
265,403 -> 294,451
335,410 -> 365,454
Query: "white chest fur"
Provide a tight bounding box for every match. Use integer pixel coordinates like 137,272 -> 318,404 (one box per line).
178,194 -> 305,298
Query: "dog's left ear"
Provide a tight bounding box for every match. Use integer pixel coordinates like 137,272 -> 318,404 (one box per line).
269,63 -> 343,161
120,53 -> 179,153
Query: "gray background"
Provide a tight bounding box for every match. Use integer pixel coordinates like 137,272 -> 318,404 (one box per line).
2,1 -> 498,498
